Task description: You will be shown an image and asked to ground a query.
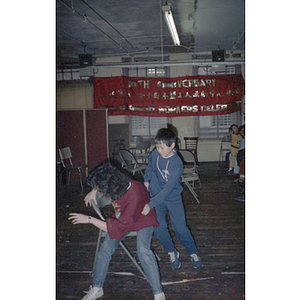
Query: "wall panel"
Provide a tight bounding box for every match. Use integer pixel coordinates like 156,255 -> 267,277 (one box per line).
86,109 -> 108,173
56,109 -> 108,183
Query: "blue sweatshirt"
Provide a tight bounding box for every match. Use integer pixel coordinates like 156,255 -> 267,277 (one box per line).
144,148 -> 183,209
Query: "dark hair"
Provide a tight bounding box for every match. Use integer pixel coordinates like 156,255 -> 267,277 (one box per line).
238,124 -> 245,133
86,162 -> 130,200
154,128 -> 177,147
229,124 -> 238,131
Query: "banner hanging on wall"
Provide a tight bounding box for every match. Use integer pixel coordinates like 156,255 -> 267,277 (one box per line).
94,74 -> 245,117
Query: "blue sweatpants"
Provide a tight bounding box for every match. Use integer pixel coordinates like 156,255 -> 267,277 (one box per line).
154,197 -> 198,255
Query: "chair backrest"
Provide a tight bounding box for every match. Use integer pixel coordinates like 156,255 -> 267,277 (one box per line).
132,135 -> 143,144
184,137 -> 198,151
220,135 -> 231,150
222,135 -> 231,143
113,142 -> 125,154
119,149 -> 138,167
92,193 -> 115,221
179,150 -> 196,164
136,141 -> 151,154
58,147 -> 73,168
179,150 -> 197,173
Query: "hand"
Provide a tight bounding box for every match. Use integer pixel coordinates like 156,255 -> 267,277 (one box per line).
84,189 -> 98,207
141,204 -> 150,215
68,213 -> 90,225
144,182 -> 149,191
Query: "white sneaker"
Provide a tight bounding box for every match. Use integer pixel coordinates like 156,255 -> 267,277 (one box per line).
190,253 -> 203,268
154,292 -> 166,300
82,285 -> 104,300
168,250 -> 181,270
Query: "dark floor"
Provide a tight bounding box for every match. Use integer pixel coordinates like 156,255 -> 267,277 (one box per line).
56,162 -> 245,300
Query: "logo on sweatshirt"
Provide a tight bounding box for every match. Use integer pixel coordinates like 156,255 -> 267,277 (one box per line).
162,168 -> 170,181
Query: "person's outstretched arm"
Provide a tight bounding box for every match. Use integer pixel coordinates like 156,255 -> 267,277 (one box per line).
69,213 -> 107,231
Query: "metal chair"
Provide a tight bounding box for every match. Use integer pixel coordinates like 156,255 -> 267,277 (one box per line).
219,135 -> 231,162
58,147 -> 88,195
132,141 -> 151,163
91,193 -> 147,279
112,139 -> 126,161
179,150 -> 202,188
184,137 -> 198,162
119,149 -> 147,176
179,150 -> 201,204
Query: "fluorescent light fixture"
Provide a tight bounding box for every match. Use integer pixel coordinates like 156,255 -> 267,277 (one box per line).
162,4 -> 180,46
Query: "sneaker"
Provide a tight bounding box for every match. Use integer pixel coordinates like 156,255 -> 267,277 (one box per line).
190,253 -> 203,268
82,286 -> 104,300
234,193 -> 245,201
238,175 -> 245,183
154,292 -> 166,300
168,250 -> 181,270
228,169 -> 234,175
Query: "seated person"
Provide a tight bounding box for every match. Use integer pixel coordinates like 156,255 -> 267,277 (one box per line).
235,125 -> 245,201
228,124 -> 243,175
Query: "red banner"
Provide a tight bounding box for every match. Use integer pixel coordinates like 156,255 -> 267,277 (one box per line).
94,74 -> 245,117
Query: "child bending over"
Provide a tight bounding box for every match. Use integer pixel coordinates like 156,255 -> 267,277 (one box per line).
69,162 -> 165,300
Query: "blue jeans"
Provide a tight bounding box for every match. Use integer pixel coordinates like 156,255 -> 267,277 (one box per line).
93,226 -> 163,296
154,197 -> 198,255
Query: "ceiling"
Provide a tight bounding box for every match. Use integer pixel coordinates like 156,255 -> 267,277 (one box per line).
56,0 -> 245,68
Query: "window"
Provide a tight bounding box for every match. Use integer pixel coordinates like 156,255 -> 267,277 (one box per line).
131,116 -> 168,139
56,69 -> 80,81
127,67 -> 167,77
198,112 -> 239,139
196,65 -> 242,139
128,68 -> 146,77
197,65 -> 241,75
147,68 -> 166,77
124,67 -> 168,140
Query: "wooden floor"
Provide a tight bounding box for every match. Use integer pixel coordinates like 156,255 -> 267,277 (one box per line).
56,162 -> 245,300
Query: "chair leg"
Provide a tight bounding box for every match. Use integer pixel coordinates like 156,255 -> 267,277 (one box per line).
92,231 -> 147,280
78,168 -> 83,195
198,177 -> 202,189
152,248 -> 161,262
196,170 -> 202,189
92,229 -> 103,276
119,241 -> 147,280
185,182 -> 200,204
59,170 -> 64,187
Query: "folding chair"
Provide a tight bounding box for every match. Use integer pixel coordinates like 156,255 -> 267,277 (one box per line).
184,137 -> 198,162
179,150 -> 201,204
119,149 -> 147,176
91,193 -> 147,279
132,141 -> 151,163
58,147 -> 88,195
112,139 -> 126,161
219,135 -> 231,162
179,150 -> 202,188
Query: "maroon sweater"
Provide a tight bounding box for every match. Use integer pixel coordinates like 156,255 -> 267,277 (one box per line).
106,180 -> 159,240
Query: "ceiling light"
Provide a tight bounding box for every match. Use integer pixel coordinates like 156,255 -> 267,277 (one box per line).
162,4 -> 180,46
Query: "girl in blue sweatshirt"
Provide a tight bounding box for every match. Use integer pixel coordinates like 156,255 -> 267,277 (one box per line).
142,128 -> 203,270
